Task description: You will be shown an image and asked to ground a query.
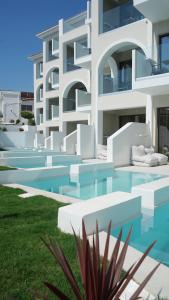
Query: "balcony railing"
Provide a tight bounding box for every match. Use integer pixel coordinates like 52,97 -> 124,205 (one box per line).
66,57 -> 80,72
102,70 -> 132,94
52,105 -> 59,119
63,98 -> 76,112
63,13 -> 87,34
135,49 -> 169,79
37,88 -> 43,102
74,42 -> 91,59
101,1 -> 144,34
52,39 -> 59,56
39,113 -> 43,124
76,90 -> 91,107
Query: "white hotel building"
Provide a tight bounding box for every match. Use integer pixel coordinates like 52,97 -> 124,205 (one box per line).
30,0 -> 169,156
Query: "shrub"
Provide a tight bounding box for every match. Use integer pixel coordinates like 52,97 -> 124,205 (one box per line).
37,222 -> 159,299
2,127 -> 7,132
28,118 -> 35,126
16,119 -> 20,124
21,111 -> 34,120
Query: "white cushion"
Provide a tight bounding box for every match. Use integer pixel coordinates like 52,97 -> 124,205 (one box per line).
144,154 -> 158,165
145,147 -> 154,154
132,145 -> 145,159
152,153 -> 168,165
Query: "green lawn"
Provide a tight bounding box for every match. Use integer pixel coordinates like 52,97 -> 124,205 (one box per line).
0,166 -> 16,171
0,186 -> 81,300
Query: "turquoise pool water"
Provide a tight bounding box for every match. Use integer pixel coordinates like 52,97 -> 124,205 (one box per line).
20,169 -> 165,200
112,202 -> 169,267
13,161 -> 78,169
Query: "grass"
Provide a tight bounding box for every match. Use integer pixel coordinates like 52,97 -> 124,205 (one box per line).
0,186 -> 81,300
0,166 -> 16,171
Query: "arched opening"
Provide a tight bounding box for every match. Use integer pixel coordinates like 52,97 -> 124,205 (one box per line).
63,82 -> 87,112
36,84 -> 43,102
46,68 -> 59,91
99,42 -> 146,95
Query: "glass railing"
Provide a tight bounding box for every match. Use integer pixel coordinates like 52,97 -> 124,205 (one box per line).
135,49 -> 169,78
63,98 -> 76,112
102,70 -> 132,94
75,42 -> 91,59
63,13 -> 87,33
52,72 -> 59,86
101,1 -> 144,34
103,75 -> 114,94
52,39 -> 59,54
66,57 -> 80,72
76,90 -> 91,107
52,105 -> 59,119
39,114 -> 43,124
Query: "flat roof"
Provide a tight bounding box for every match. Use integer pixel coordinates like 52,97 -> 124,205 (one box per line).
36,10 -> 86,39
28,52 -> 43,62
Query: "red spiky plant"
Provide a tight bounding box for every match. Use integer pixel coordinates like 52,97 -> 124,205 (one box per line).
37,222 -> 159,299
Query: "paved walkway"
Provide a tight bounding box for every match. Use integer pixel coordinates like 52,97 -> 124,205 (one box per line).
118,164 -> 169,176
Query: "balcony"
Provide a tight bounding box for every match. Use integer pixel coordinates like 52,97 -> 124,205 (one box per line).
133,49 -> 169,95
63,12 -> 87,34
52,38 -> 59,57
100,0 -> 144,34
40,113 -> 43,124
76,90 -> 91,111
133,0 -> 169,23
52,105 -> 59,119
47,70 -> 59,92
36,62 -> 43,79
46,105 -> 59,121
100,69 -> 132,95
46,98 -> 59,121
66,57 -> 80,72
47,39 -> 59,62
63,98 -> 76,112
74,41 -> 91,69
36,85 -> 43,102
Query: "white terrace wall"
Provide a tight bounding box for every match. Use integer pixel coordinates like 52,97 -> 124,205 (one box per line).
51,131 -> 63,152
77,124 -> 95,159
0,132 -> 35,148
34,132 -> 44,148
107,122 -> 151,167
63,130 -> 77,154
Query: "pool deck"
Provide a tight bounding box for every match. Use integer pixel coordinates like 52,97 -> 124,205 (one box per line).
118,164 -> 169,176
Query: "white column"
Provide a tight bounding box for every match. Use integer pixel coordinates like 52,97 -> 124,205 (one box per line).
97,111 -> 103,145
146,95 -> 154,146
61,122 -> 67,137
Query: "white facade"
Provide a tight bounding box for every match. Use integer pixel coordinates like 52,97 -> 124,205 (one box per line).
0,90 -> 34,124
30,0 -> 169,156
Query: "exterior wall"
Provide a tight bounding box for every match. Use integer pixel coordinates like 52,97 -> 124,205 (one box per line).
0,91 -> 20,123
0,131 -> 35,148
30,0 -> 169,154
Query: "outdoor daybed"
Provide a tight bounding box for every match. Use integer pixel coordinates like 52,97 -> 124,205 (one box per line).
131,145 -> 168,167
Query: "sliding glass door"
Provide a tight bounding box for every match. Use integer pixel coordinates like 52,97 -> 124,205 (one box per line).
158,107 -> 169,153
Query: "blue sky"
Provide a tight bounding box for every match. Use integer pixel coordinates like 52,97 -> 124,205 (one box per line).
0,0 -> 86,92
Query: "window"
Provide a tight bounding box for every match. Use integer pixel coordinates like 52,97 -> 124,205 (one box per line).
119,114 -> 145,128
159,34 -> 169,66
119,60 -> 132,90
21,105 -> 32,112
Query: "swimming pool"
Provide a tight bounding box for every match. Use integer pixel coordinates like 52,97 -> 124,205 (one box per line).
20,169 -> 165,200
112,201 -> 169,267
13,161 -> 79,169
